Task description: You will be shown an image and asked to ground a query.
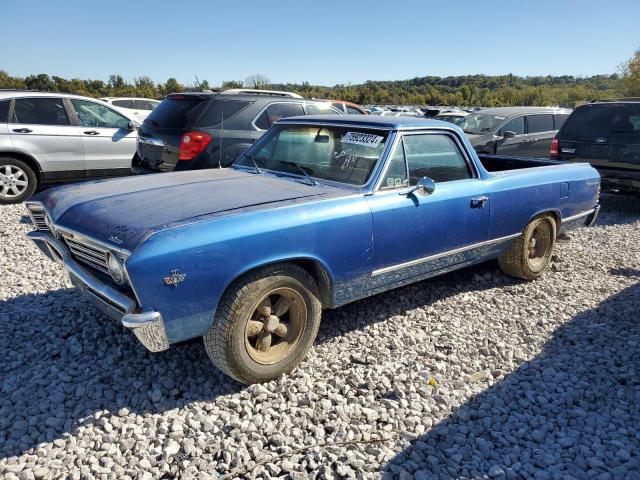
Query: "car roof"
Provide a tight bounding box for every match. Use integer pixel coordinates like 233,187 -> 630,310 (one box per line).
476,106 -> 572,116
279,114 -> 455,130
165,92 -> 333,104
100,97 -> 159,101
0,90 -> 110,101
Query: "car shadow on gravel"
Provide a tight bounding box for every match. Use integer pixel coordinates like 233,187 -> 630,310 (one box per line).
0,259 -> 515,461
0,287 -> 241,460
595,193 -> 640,226
381,275 -> 640,478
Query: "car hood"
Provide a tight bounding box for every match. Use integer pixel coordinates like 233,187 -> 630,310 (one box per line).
36,169 -> 346,250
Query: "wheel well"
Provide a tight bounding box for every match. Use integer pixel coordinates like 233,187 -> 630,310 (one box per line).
0,151 -> 42,182
290,259 -> 334,308
230,258 -> 335,309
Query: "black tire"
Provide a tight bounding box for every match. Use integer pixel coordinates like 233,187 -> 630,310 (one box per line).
498,215 -> 557,281
0,157 -> 37,204
204,263 -> 322,384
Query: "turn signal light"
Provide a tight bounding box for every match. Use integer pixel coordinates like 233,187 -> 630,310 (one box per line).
179,132 -> 212,160
549,138 -> 559,159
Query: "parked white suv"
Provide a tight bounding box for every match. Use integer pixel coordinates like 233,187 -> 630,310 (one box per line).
100,97 -> 160,122
0,91 -> 138,204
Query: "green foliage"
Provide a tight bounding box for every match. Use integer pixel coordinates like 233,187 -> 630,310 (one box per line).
620,48 -> 640,97
0,70 -> 626,106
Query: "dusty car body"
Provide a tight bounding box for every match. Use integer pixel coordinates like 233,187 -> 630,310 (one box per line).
25,115 -> 600,383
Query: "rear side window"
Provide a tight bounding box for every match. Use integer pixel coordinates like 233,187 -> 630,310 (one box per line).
0,100 -> 9,123
197,100 -> 251,127
13,98 -> 70,126
554,114 -> 569,130
145,97 -> 207,128
527,114 -> 554,133
561,103 -> 640,141
331,103 -> 345,113
347,106 -> 363,114
254,103 -> 305,130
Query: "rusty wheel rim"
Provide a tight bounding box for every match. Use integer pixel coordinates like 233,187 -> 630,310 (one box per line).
528,220 -> 552,271
244,287 -> 306,365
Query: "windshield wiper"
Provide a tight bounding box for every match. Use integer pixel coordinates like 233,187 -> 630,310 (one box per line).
241,154 -> 262,174
278,161 -> 317,186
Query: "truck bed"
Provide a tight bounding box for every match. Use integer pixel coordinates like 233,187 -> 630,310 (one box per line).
478,154 -> 562,173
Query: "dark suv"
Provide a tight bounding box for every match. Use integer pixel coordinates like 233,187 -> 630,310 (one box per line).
134,92 -> 341,173
552,99 -> 640,193
460,106 -> 572,158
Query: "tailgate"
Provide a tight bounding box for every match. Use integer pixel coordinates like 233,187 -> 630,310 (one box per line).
557,139 -> 640,172
137,126 -> 182,172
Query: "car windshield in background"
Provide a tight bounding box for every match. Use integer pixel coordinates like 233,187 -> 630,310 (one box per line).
234,124 -> 389,186
561,103 -> 640,141
458,113 -> 505,134
435,115 -> 466,125
143,97 -> 207,128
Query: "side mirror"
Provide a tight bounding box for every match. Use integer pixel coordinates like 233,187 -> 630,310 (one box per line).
502,130 -> 516,139
128,120 -> 139,131
401,177 -> 436,197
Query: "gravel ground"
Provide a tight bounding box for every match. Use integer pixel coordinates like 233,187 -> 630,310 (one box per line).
1,193 -> 639,480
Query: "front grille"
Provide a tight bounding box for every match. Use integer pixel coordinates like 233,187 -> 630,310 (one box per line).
61,232 -> 110,275
26,205 -> 49,231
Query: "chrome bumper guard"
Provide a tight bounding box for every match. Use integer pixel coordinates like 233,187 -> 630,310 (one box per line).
26,231 -> 169,352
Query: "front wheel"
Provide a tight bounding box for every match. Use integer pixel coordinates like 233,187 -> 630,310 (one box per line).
204,263 -> 321,384
499,215 -> 557,280
0,157 -> 37,204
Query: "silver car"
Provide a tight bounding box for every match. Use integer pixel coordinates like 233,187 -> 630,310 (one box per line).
0,91 -> 138,204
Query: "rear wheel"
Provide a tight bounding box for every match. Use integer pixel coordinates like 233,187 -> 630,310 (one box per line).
204,263 -> 321,384
499,215 -> 557,280
0,157 -> 37,204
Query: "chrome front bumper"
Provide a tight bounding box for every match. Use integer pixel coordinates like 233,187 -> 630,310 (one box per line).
26,231 -> 169,352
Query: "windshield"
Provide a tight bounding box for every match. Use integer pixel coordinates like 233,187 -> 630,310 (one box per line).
435,115 -> 466,125
457,113 -> 506,134
234,124 -> 390,186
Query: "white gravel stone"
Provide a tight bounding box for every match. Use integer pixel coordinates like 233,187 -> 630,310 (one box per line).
1,193 -> 639,479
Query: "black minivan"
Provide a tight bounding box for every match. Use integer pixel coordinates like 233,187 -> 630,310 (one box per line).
552,99 -> 640,193
134,92 -> 340,173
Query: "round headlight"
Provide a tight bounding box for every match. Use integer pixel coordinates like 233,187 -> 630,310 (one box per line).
107,253 -> 125,285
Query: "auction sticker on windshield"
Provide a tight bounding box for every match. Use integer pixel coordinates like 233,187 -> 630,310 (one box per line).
341,132 -> 383,148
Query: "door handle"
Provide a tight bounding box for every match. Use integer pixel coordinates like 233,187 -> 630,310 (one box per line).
84,130 -> 100,135
12,128 -> 32,133
470,196 -> 489,208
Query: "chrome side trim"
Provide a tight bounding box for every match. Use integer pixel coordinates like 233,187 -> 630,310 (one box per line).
371,232 -> 521,277
561,208 -> 596,223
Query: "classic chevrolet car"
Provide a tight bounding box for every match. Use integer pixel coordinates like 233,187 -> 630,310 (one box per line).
25,115 -> 600,384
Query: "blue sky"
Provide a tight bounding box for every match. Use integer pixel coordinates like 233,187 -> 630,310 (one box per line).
1,0 -> 638,86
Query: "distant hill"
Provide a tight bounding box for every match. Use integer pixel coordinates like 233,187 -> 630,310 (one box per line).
0,70 -> 622,107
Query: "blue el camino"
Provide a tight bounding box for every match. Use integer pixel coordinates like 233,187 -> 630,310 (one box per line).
25,115 -> 600,384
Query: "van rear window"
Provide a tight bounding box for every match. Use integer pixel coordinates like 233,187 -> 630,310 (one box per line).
144,97 -> 207,128
561,103 -> 640,141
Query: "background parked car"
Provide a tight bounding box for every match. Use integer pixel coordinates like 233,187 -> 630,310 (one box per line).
316,99 -> 368,114
433,110 -> 470,125
134,91 -> 342,173
460,106 -> 572,158
551,98 -> 640,193
0,91 -> 138,204
100,97 -> 161,122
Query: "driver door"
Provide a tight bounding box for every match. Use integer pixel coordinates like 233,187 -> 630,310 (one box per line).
495,115 -> 528,156
69,99 -> 137,177
365,131 -> 490,290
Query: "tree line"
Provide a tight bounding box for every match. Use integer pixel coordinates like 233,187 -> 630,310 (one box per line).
1,48 -> 639,107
